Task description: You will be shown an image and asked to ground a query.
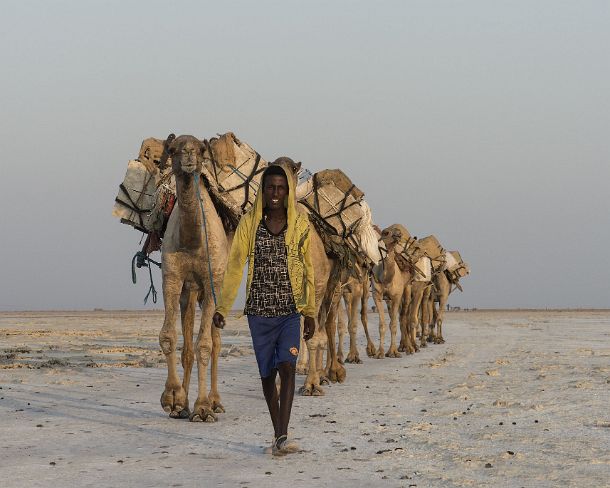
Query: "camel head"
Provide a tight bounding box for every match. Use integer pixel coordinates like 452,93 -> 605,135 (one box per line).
448,251 -> 470,277
457,262 -> 471,277
166,135 -> 206,176
271,157 -> 301,177
380,224 -> 414,253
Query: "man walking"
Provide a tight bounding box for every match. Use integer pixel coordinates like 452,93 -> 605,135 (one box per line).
212,158 -> 315,456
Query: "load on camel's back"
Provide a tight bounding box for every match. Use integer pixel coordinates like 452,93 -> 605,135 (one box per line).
296,168 -> 382,273
113,133 -> 382,273
112,132 -> 269,253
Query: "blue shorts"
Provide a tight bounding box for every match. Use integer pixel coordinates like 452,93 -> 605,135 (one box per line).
247,313 -> 301,378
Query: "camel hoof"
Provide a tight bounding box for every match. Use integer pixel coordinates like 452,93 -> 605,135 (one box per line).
299,384 -> 325,396
398,344 -> 406,352
311,385 -> 325,396
212,403 -> 225,414
160,386 -> 188,416
319,375 -> 330,386
345,354 -> 362,364
420,342 -> 428,349
374,350 -> 385,359
337,354 -> 345,364
190,408 -> 217,422
299,385 -> 312,396
329,366 -> 346,383
169,408 -> 190,419
385,349 -> 402,358
366,346 -> 377,357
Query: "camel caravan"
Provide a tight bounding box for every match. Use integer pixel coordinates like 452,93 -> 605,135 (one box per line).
112,132 -> 470,421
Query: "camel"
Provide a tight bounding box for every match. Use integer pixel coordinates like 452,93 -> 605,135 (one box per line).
158,134 -> 229,422
370,225 -> 419,358
372,225 -> 440,356
425,252 -> 470,343
404,261 -> 433,351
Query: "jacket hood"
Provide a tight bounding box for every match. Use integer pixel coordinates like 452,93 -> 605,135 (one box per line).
251,161 -> 300,243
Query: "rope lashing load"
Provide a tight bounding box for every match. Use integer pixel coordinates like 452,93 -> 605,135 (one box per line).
194,172 -> 218,306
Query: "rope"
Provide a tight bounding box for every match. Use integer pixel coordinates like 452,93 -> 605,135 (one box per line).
227,164 -> 257,186
194,173 -> 218,306
131,250 -> 161,304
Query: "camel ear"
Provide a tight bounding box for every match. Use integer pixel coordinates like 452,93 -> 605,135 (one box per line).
164,133 -> 176,155
295,161 -> 302,172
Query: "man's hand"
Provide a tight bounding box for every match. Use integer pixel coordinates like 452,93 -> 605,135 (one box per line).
303,316 -> 315,341
212,312 -> 226,329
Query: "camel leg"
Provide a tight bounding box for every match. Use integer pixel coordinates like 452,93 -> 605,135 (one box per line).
345,281 -> 363,364
437,319 -> 445,344
398,284 -> 412,352
429,300 -> 439,343
159,276 -> 189,418
419,286 -> 432,348
324,285 -> 346,383
436,299 -> 446,344
299,303 -> 326,396
419,286 -> 430,347
336,295 -> 348,364
296,316 -> 308,374
435,285 -> 448,344
422,291 -> 432,342
408,285 -> 424,352
319,280 -> 339,385
299,328 -> 324,395
360,278 -> 376,357
386,294 -> 402,358
176,288 -> 197,418
373,285 -> 387,359
190,294 -> 216,422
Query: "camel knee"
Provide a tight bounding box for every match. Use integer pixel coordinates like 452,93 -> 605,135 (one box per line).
159,329 -> 177,355
196,336 -> 213,362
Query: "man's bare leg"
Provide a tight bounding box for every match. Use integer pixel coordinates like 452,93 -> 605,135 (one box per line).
261,370 -> 280,438
272,361 -> 299,455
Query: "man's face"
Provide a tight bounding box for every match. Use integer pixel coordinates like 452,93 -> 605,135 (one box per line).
264,174 -> 288,210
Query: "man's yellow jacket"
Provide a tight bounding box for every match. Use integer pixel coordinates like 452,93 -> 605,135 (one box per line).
215,162 -> 316,318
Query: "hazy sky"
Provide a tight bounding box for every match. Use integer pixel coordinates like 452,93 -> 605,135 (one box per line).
1,1 -> 609,310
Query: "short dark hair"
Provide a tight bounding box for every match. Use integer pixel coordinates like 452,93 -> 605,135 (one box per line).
262,164 -> 288,189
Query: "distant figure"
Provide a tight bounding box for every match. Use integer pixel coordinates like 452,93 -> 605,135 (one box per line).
212,159 -> 315,456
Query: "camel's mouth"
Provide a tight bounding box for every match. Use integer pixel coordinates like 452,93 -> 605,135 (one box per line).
181,163 -> 197,174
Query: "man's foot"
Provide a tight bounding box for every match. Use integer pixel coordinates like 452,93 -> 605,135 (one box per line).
271,435 -> 299,456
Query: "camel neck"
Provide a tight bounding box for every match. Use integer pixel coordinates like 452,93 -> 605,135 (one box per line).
175,172 -> 203,250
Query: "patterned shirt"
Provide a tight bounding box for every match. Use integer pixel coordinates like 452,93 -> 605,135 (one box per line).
244,220 -> 297,317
